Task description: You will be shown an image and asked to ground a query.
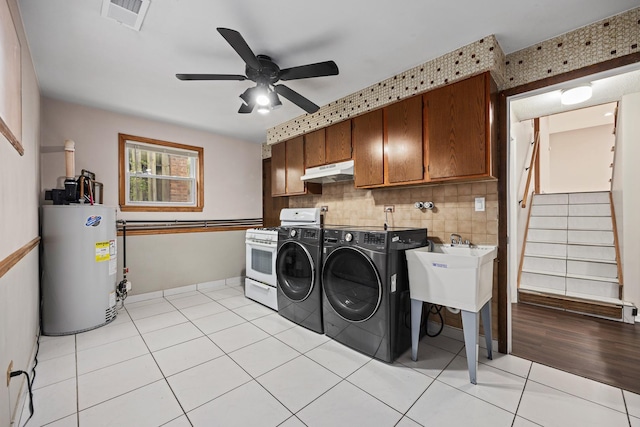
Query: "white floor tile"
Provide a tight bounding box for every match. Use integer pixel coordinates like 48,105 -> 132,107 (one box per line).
407,380 -> 514,427
21,377 -> 76,427
142,322 -> 203,352
229,337 -> 300,377
166,355 -> 251,412
297,380 -> 402,427
257,356 -> 341,413
179,300 -> 228,321
161,415 -> 192,427
32,353 -> 76,390
126,299 -> 177,320
437,355 -> 526,413
396,341 -> 458,379
78,354 -> 163,410
38,335 -> 76,361
125,297 -> 167,309
169,293 -> 214,310
77,335 -> 148,375
512,416 -> 543,427
422,333 -> 465,354
79,380 -> 183,427
217,295 -> 254,310
109,309 -> 132,326
152,336 -> 224,377
203,287 -> 243,300
305,339 -> 371,378
631,416 -> 640,427
43,414 -> 78,426
208,322 -> 269,353
196,279 -> 226,291
625,390 -> 640,418
232,302 -> 275,321
395,417 -> 422,427
133,310 -> 189,334
163,290 -> 200,300
517,381 -> 629,427
76,321 -> 139,351
187,380 -> 291,427
479,352 -> 532,378
278,416 -> 307,427
274,325 -> 330,353
251,313 -> 297,335
191,310 -> 246,334
124,291 -> 163,304
347,359 -> 433,413
528,363 -> 626,413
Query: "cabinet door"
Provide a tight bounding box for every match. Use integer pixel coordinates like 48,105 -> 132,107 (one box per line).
304,129 -> 325,168
286,136 -> 305,194
353,110 -> 384,187
385,95 -> 423,183
425,73 -> 486,179
271,142 -> 286,196
325,120 -> 352,164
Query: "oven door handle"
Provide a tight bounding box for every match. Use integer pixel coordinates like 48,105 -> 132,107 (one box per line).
246,241 -> 277,250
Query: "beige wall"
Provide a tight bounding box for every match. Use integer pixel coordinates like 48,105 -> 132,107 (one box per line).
0,0 -> 41,424
548,124 -> 614,194
613,92 -> 640,309
40,97 -> 262,221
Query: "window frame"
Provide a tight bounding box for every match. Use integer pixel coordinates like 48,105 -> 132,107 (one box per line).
118,133 -> 204,212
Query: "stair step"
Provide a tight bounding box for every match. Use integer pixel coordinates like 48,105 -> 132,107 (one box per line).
525,242 -> 567,258
568,192 -> 610,204
567,260 -> 618,279
567,245 -> 617,262
568,217 -> 612,231
531,204 -> 569,216
523,256 -> 566,274
529,216 -> 567,230
527,229 -> 567,244
520,283 -> 565,295
569,204 -> 611,217
520,272 -> 566,292
518,289 -> 623,319
567,230 -> 614,245
532,194 -> 569,205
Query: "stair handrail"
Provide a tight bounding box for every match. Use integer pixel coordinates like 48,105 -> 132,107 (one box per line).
520,131 -> 540,208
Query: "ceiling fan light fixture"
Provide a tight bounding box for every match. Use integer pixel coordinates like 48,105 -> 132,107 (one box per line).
257,105 -> 270,114
560,85 -> 592,105
269,91 -> 282,109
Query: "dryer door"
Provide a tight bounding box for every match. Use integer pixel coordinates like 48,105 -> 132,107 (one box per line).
322,247 -> 382,322
276,241 -> 315,302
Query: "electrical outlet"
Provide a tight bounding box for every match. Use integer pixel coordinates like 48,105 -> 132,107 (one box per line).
384,205 -> 395,213
321,206 -> 328,212
6,360 -> 13,386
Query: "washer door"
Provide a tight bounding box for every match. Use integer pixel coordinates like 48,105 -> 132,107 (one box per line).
322,247 -> 382,322
277,241 -> 315,302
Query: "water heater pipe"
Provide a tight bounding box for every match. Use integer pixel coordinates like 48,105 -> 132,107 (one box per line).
64,139 -> 75,179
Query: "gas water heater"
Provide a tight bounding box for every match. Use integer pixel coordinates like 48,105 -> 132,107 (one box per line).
41,205 -> 118,335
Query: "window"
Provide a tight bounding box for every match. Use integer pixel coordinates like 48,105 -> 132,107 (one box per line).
118,134 -> 204,212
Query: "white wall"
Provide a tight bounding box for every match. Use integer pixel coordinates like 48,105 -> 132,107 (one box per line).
612,92 -> 640,308
40,97 -> 262,221
0,0 -> 41,423
548,124 -> 614,193
538,117 -> 551,193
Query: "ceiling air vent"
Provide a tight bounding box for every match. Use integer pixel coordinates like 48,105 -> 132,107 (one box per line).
101,0 -> 150,31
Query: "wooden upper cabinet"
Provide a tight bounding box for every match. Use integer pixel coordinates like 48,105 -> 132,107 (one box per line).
271,142 -> 287,196
424,72 -> 487,180
353,109 -> 384,187
385,95 -> 424,183
304,129 -> 325,168
325,120 -> 352,164
285,136 -> 306,195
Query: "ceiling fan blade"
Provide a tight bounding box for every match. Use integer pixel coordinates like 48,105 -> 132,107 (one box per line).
274,84 -> 320,114
279,61 -> 339,81
217,28 -> 261,71
176,74 -> 247,81
238,102 -> 255,114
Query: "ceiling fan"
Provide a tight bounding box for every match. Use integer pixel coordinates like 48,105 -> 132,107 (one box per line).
176,28 -> 339,114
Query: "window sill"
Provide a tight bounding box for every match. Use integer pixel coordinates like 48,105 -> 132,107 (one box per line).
119,205 -> 204,212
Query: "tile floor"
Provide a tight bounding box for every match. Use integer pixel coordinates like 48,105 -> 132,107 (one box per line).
20,282 -> 640,427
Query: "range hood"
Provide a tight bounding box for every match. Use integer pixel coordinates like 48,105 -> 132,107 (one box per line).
300,160 -> 354,184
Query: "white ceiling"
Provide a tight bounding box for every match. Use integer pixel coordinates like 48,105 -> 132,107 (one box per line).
17,0 -> 639,144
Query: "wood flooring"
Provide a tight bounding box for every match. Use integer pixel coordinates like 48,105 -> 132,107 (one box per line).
511,302 -> 640,394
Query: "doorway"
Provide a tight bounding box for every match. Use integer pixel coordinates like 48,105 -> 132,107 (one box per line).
505,62 -> 640,392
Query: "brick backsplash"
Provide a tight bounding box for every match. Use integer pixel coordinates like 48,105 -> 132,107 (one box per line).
289,180 -> 499,246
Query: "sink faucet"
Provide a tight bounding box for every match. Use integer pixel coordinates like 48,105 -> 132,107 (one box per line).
450,233 -> 462,245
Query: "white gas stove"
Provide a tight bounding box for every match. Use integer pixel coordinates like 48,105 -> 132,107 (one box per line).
245,209 -> 321,310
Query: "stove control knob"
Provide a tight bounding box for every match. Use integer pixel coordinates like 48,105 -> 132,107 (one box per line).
345,232 -> 353,242
289,229 -> 297,238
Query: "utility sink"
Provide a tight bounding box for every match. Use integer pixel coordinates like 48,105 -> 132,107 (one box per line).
406,243 -> 498,384
406,244 -> 497,312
